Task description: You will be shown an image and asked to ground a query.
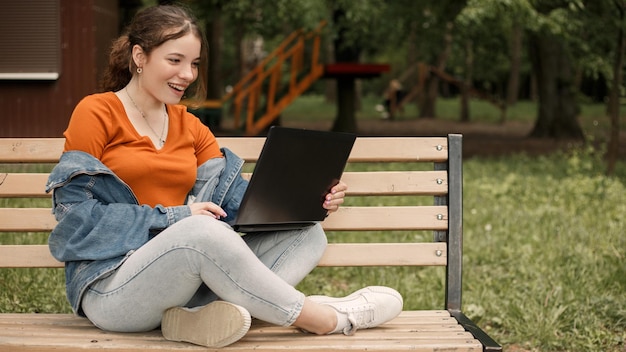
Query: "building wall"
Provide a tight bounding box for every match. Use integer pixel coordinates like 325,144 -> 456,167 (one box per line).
0,0 -> 119,137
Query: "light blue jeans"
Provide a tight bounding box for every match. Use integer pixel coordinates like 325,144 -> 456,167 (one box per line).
81,215 -> 327,332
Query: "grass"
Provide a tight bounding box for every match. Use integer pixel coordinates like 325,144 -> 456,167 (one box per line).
459,151 -> 626,351
281,94 -> 626,143
2,97 -> 625,351
282,94 -> 538,123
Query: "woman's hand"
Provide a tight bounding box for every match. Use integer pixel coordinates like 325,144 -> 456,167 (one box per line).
189,202 -> 227,219
323,181 -> 347,214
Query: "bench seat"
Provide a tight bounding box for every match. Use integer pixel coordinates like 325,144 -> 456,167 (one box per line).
0,311 -> 484,351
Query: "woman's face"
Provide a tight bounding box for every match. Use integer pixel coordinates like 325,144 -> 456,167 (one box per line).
138,32 -> 201,105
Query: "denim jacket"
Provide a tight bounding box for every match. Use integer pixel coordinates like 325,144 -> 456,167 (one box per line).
46,148 -> 247,315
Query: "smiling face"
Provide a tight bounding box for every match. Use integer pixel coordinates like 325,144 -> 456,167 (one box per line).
133,32 -> 201,105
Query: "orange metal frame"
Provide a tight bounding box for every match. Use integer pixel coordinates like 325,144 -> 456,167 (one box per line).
224,21 -> 326,135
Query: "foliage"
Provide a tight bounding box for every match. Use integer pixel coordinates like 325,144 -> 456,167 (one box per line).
455,0 -> 624,90
453,0 -> 533,85
324,0 -> 388,56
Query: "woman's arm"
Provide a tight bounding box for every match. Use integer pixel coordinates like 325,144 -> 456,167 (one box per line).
48,173 -> 191,263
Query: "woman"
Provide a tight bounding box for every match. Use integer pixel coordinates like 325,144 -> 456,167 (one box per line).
46,4 -> 403,348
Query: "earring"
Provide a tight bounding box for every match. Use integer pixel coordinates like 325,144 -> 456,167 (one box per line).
137,67 -> 143,74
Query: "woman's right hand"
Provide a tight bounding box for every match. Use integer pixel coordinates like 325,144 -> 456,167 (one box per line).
189,202 -> 227,219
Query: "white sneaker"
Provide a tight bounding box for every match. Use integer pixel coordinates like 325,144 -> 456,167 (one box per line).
162,301 -> 251,347
308,286 -> 403,335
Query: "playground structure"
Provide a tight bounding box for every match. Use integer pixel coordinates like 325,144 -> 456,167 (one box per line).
224,21 -> 327,136
184,21 -> 389,136
383,62 -> 507,121
184,22 -> 505,135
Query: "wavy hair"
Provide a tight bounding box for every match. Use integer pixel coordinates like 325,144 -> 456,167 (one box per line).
99,5 -> 208,100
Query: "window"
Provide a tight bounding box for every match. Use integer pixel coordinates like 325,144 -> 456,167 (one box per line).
0,0 -> 61,80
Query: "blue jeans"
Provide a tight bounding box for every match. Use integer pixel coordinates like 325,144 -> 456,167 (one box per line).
81,215 -> 327,332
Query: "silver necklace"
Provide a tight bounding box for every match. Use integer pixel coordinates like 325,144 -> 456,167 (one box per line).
125,88 -> 167,147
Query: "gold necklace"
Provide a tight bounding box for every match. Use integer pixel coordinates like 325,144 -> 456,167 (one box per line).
125,88 -> 167,147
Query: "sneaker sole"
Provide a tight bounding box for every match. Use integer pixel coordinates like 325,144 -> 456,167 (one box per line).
162,301 -> 251,348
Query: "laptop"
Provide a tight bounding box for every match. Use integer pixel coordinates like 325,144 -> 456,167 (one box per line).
232,126 -> 356,232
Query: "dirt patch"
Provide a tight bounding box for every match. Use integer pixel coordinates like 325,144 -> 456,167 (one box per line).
218,117 -> 625,159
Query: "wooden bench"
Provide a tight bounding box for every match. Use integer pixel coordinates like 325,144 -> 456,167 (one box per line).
0,135 -> 501,351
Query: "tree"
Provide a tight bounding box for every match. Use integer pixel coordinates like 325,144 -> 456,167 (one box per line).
582,0 -> 626,174
330,6 -> 360,133
325,0 -> 387,133
414,1 -> 467,119
506,20 -> 524,106
376,1 -> 467,119
525,0 -> 585,139
528,31 -> 583,138
197,0 -> 224,100
454,0 -> 536,123
607,1 -> 624,175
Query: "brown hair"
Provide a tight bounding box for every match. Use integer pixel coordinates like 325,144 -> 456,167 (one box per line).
99,5 -> 208,100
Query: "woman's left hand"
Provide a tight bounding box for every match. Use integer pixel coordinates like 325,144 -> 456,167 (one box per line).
323,181 -> 347,214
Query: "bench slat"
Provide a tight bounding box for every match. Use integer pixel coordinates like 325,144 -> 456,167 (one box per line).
324,206 -> 448,230
0,208 -> 58,232
0,332 -> 481,346
0,206 -> 448,232
0,137 -> 449,163
0,171 -> 448,198
319,243 -> 447,266
348,137 -> 448,162
0,138 -> 65,163
0,243 -> 447,268
339,171 -> 448,195
0,311 -> 483,352
0,173 -> 50,197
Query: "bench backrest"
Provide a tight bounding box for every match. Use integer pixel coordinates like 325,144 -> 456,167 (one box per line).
0,135 -> 464,311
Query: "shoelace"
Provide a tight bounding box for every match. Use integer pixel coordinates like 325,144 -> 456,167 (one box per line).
342,309 -> 375,336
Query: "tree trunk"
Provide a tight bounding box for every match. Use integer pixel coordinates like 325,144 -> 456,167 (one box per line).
234,21 -> 245,83
506,21 -> 523,106
324,36 -> 336,104
607,1 -> 625,175
331,7 -> 360,133
407,20 -> 420,115
206,4 -> 223,100
419,75 -> 438,118
460,40 -> 473,122
528,32 -> 584,139
332,77 -> 357,133
419,23 -> 453,119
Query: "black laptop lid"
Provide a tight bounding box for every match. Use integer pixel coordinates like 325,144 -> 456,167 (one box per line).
233,127 -> 356,232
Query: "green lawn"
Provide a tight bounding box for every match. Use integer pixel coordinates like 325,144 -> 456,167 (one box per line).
281,94 -> 625,140
1,97 -> 625,351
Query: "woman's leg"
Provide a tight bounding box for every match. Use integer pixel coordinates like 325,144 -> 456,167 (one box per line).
82,216 -> 310,332
185,223 -> 327,307
243,225 -> 327,285
82,215 -> 402,341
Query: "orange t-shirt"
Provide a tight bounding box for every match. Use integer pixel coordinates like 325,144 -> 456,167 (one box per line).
63,92 -> 222,207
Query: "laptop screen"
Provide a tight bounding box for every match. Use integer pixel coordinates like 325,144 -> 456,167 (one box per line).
233,127 -> 356,232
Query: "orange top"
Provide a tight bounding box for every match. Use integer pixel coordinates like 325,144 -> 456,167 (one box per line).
63,92 -> 222,207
